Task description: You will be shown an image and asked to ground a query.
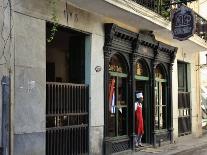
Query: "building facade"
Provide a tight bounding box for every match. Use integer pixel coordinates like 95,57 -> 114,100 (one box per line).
0,0 -> 207,154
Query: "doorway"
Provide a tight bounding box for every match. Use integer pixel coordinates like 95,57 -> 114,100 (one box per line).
46,23 -> 89,155
135,80 -> 151,144
134,59 -> 151,144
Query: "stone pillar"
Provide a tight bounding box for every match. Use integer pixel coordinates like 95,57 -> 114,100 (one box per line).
169,63 -> 174,143
130,36 -> 139,150
89,34 -> 104,155
13,13 -> 46,155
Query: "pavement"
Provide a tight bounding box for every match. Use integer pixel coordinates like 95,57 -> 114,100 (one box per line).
136,133 -> 207,155
116,132 -> 207,155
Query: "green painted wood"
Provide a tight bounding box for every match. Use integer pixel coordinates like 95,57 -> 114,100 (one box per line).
109,71 -> 128,77
155,78 -> 167,82
135,75 -> 149,81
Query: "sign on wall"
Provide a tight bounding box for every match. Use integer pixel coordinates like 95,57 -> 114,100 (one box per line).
171,5 -> 196,41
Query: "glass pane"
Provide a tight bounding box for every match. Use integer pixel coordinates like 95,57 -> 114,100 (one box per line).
117,77 -> 127,135
154,81 -> 167,130
109,54 -> 127,74
118,107 -> 127,136
107,76 -> 116,137
162,83 -> 166,105
155,82 -> 159,129
107,76 -> 128,137
155,82 -> 159,106
136,60 -> 148,76
118,77 -> 127,106
155,105 -> 159,130
160,106 -> 167,129
155,65 -> 165,79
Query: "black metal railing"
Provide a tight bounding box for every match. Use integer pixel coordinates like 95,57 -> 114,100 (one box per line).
178,92 -> 191,136
195,13 -> 207,41
46,82 -> 89,155
131,0 -> 207,41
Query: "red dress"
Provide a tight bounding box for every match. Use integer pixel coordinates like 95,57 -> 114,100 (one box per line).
135,102 -> 144,135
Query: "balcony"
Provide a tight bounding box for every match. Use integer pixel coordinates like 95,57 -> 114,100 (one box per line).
67,0 -> 207,51
131,0 -> 207,41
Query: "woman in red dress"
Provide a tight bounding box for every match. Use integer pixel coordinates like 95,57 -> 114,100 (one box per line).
135,92 -> 144,147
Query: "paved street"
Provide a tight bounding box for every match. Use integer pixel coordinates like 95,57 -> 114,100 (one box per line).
131,143 -> 207,155
171,144 -> 207,155
118,134 -> 207,155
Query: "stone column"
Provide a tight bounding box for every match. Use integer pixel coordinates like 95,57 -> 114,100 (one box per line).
13,13 -> 46,155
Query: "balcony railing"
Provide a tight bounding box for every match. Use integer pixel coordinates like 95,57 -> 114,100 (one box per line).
131,0 -> 207,41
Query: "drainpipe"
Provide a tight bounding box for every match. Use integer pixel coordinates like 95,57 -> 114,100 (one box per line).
1,76 -> 10,155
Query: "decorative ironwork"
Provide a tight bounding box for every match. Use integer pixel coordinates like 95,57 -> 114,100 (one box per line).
112,141 -> 129,153
46,82 -> 89,155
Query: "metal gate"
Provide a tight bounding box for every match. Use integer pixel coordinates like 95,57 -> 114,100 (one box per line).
46,82 -> 89,155
178,92 -> 191,136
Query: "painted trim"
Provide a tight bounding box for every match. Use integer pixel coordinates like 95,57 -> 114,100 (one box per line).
134,75 -> 149,81
109,71 -> 128,77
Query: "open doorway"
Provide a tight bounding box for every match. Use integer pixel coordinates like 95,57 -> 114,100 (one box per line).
46,23 -> 86,83
46,23 -> 89,155
135,80 -> 151,144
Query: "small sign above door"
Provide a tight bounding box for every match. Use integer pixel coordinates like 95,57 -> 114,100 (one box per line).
171,5 -> 195,41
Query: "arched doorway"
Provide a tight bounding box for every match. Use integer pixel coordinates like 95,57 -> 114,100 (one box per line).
135,59 -> 151,144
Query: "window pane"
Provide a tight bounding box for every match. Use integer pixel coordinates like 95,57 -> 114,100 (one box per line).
107,76 -> 128,137
109,54 -> 127,73
117,77 -> 127,136
136,60 -> 148,76
154,81 -> 167,130
108,76 -> 116,137
155,105 -> 159,130
178,64 -> 184,87
160,106 -> 167,129
118,107 -> 127,136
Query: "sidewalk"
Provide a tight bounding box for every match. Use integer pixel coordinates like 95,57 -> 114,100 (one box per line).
135,134 -> 207,155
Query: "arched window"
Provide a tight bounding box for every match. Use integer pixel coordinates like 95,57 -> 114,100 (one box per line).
135,59 -> 149,80
107,54 -> 128,137
154,65 -> 167,130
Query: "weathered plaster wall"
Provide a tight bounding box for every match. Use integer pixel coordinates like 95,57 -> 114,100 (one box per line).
13,0 -> 107,154
199,0 -> 207,19
13,13 -> 46,155
0,0 -> 14,150
172,49 -> 201,139
0,0 -> 3,146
